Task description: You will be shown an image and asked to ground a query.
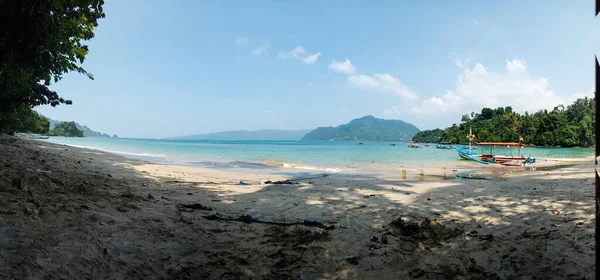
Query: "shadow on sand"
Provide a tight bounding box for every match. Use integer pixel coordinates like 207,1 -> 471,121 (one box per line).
0,136 -> 594,279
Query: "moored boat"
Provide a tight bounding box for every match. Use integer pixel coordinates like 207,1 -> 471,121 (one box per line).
408,141 -> 421,148
454,128 -> 490,165
27,134 -> 49,140
459,145 -> 477,150
454,128 -> 535,166
477,141 -> 536,165
436,141 -> 453,149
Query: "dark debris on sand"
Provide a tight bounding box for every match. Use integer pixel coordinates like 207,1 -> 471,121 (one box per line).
387,216 -> 463,245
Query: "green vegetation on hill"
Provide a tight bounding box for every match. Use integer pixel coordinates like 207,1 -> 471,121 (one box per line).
0,107 -> 50,134
412,97 -> 595,147
411,128 -> 444,143
48,121 -> 84,137
302,115 -> 420,141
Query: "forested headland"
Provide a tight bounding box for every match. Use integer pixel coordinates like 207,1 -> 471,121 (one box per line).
412,97 -> 595,147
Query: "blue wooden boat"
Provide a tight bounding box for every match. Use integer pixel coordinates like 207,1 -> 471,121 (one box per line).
454,127 -> 489,164
436,142 -> 453,149
27,134 -> 49,140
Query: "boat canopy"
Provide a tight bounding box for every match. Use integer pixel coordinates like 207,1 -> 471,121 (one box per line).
476,142 -> 526,147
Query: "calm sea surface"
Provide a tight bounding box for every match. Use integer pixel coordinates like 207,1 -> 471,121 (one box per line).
44,137 -> 593,173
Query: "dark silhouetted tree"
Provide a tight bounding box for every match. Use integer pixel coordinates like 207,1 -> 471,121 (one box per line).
0,0 -> 105,131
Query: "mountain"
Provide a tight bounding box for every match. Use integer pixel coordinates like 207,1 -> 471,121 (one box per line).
166,129 -> 313,141
47,118 -> 111,138
302,115 -> 420,141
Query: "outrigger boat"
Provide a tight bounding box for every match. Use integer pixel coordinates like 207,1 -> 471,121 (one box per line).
454,127 -> 490,165
455,146 -> 489,164
477,141 -> 535,165
455,129 -> 535,166
458,145 -> 477,150
408,141 -> 421,148
436,141 -> 453,149
27,134 -> 49,140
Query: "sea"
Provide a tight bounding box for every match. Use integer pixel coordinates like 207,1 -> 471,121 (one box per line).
44,137 -> 594,175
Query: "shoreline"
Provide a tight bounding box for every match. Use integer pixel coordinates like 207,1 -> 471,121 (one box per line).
42,138 -> 594,181
0,135 -> 595,279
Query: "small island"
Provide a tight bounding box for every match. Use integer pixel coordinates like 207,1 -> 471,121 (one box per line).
48,121 -> 84,137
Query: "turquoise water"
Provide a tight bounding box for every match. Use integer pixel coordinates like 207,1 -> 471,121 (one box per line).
45,137 -> 594,172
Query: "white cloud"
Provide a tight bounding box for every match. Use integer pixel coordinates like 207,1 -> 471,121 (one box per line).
236,36 -> 269,56
277,46 -> 306,59
569,89 -> 594,101
328,58 -> 418,101
328,59 -> 356,74
235,36 -> 249,44
277,46 -> 321,64
303,53 -> 321,64
454,58 -> 471,69
412,58 -> 587,117
454,59 -> 465,69
348,74 -> 379,88
506,58 -> 526,73
384,107 -> 402,115
340,108 -> 348,112
348,73 -> 419,100
266,110 -> 276,115
252,42 -> 270,56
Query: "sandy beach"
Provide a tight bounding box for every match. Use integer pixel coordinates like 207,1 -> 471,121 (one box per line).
0,135 -> 595,279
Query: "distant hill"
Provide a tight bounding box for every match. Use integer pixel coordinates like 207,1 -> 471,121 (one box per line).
47,118 -> 111,138
166,129 -> 313,141
302,115 -> 420,141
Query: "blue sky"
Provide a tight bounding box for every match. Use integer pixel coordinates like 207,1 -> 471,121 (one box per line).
38,1 -> 599,138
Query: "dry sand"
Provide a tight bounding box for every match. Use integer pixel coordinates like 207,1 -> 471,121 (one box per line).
0,135 -> 595,279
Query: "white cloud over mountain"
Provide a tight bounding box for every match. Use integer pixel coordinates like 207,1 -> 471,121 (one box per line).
411,58 -> 592,116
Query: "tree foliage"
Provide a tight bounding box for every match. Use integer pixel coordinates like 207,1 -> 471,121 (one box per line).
411,128 -> 444,143
413,98 -> 595,147
0,0 -> 105,131
0,106 -> 50,134
48,121 -> 84,137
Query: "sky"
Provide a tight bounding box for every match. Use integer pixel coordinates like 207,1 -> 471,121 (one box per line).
38,0 -> 600,139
